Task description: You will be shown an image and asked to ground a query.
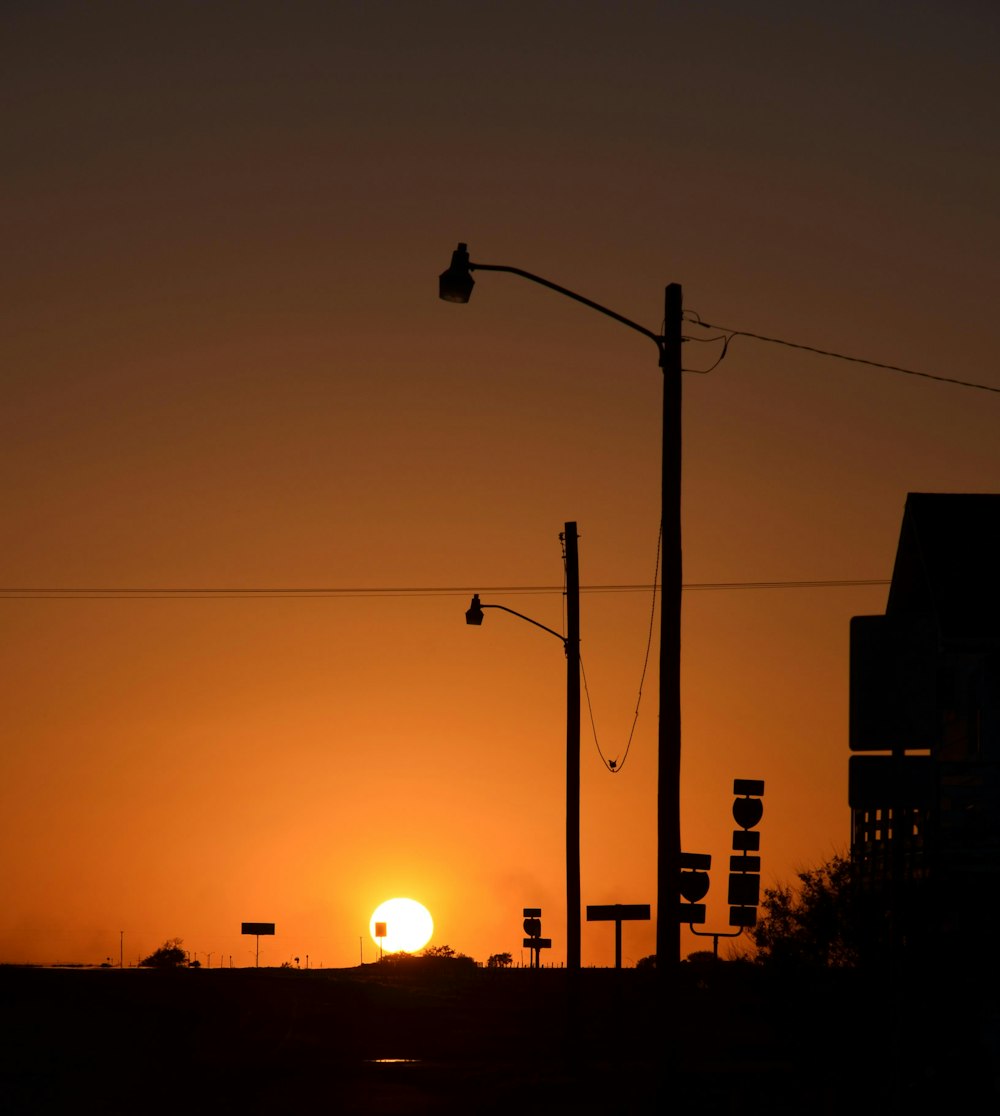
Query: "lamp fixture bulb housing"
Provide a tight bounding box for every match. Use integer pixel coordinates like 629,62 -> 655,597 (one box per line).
465,593 -> 485,626
439,242 -> 475,303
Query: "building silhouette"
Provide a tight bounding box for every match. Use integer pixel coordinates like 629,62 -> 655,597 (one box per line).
849,492 -> 1000,954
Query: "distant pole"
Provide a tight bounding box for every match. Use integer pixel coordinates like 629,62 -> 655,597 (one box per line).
657,283 -> 683,967
563,522 -> 581,971
119,930 -> 123,970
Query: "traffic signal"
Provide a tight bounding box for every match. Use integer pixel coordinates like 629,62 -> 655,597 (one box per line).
728,779 -> 764,927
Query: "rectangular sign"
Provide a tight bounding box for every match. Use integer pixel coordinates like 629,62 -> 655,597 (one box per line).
729,906 -> 757,927
728,874 -> 760,907
241,922 -> 275,935
730,855 -> 761,873
679,852 -> 711,872
678,903 -> 706,925
849,615 -> 938,750
586,904 -> 651,922
733,778 -> 765,797
848,754 -> 933,810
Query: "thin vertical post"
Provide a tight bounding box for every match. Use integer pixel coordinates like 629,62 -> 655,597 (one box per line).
657,283 -> 683,966
564,521 -> 581,971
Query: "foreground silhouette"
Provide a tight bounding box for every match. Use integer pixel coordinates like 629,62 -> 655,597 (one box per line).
850,493 -> 1000,961
2,956 -> 996,1113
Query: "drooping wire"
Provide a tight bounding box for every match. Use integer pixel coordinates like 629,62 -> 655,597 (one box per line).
683,311 -> 1000,394
580,654 -> 610,768
682,329 -> 731,374
581,523 -> 662,775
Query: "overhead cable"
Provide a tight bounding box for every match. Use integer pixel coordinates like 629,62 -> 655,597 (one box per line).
684,313 -> 1000,394
0,579 -> 890,600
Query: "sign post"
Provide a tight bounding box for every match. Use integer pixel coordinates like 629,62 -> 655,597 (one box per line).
522,908 -> 552,969
241,922 -> 275,968
586,904 -> 651,969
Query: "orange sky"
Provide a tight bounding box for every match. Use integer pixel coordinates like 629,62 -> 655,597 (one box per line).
3,2 -> 999,969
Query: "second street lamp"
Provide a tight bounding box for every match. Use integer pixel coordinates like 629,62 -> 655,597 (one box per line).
441,244 -> 683,965
465,522 -> 581,971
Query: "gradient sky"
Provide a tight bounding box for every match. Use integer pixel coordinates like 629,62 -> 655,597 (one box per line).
3,2 -> 998,968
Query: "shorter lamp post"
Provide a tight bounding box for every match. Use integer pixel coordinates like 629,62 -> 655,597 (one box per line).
465,521 -> 581,970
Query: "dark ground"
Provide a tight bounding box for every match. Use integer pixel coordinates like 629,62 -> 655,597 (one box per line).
1,958 -> 996,1114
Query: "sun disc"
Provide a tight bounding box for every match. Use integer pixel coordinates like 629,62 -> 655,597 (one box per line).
369,898 -> 434,954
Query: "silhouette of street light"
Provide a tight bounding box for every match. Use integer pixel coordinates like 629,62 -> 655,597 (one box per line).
464,521 -> 581,971
439,243 -> 475,303
441,244 -> 683,965
464,592 -> 564,642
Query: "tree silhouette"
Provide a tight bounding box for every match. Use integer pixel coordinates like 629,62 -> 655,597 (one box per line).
487,952 -> 512,969
139,938 -> 187,968
685,950 -> 720,965
423,944 -> 456,958
751,854 -> 873,968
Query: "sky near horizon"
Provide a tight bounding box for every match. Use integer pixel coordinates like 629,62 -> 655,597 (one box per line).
3,2 -> 999,968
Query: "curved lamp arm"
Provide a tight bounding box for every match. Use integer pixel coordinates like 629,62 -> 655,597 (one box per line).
440,243 -> 665,362
465,593 -> 566,647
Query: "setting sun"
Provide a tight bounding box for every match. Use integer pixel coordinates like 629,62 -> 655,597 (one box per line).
369,898 -> 434,954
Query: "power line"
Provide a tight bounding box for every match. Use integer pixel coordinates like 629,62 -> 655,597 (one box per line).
684,313 -> 1000,394
0,579 -> 890,599
582,526 -> 663,776
685,578 -> 889,591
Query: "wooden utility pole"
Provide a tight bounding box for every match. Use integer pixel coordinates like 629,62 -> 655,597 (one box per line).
439,245 -> 683,969
563,522 -> 581,971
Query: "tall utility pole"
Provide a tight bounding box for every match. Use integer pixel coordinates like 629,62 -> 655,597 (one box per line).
563,523 -> 581,971
657,284 -> 683,967
440,247 -> 686,964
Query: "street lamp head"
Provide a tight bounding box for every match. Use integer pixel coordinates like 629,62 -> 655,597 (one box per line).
439,242 -> 475,303
465,593 -> 485,626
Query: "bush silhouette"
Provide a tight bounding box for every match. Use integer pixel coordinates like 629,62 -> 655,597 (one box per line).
139,938 -> 187,968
